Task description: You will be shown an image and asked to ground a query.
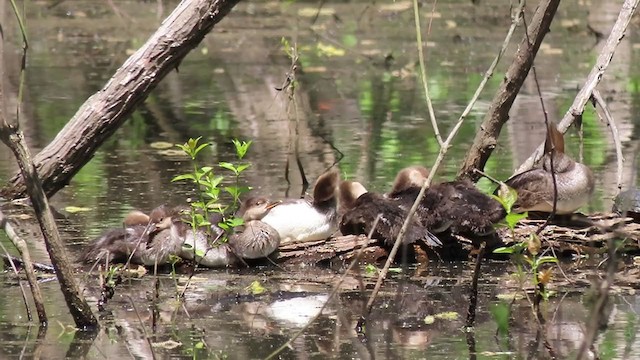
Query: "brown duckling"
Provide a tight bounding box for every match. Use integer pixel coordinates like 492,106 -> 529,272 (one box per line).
230,196 -> 282,259
82,205 -> 180,266
176,198 -> 281,266
389,166 -> 506,236
339,180 -> 442,248
259,169 -> 340,244
504,122 -> 595,214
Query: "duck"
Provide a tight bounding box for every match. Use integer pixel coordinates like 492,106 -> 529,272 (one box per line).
229,196 -> 282,259
258,169 -> 340,245
503,122 -> 595,214
82,205 -> 181,266
176,198 -> 281,266
339,180 -> 442,248
389,166 -> 506,236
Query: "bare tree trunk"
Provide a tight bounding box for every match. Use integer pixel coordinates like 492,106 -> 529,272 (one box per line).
457,0 -> 561,181
0,0 -> 241,199
0,2 -> 47,325
0,127 -> 97,328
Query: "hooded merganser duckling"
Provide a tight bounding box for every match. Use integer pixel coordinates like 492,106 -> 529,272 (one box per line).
339,180 -> 442,248
82,205 -> 181,266
389,166 -> 505,236
259,169 -> 340,244
176,198 -> 281,266
230,196 -> 282,259
504,122 -> 595,214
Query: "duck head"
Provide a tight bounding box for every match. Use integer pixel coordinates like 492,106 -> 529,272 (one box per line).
122,210 -> 151,227
237,196 -> 281,221
542,122 -> 575,173
390,166 -> 430,194
313,169 -> 340,206
339,180 -> 368,211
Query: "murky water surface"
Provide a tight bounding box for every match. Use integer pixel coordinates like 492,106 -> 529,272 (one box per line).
1,0 -> 640,358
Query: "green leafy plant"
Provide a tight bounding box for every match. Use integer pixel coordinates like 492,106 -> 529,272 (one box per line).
492,183 -> 558,302
172,137 -> 253,260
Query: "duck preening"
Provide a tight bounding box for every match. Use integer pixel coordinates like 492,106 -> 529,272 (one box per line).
389,166 -> 506,236
339,180 -> 442,248
259,169 -> 340,244
82,205 -> 182,267
503,122 -> 595,214
83,199 -> 282,268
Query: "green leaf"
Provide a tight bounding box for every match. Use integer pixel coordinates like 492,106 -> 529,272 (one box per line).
506,212 -> 527,229
172,174 -> 196,182
200,166 -> 213,174
236,163 -> 251,173
193,142 -> 210,157
246,280 -> 266,295
493,246 -> 515,254
227,217 -> 245,227
364,264 -> 377,275
219,162 -> 237,173
433,311 -> 459,321
535,256 -> 559,266
497,184 -> 518,213
225,186 -> 239,198
175,143 -> 190,154
490,302 -> 510,335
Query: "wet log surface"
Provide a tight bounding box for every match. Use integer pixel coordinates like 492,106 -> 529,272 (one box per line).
275,213 -> 640,266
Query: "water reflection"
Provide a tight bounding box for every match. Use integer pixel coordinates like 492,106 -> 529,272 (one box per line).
1,0 -> 640,358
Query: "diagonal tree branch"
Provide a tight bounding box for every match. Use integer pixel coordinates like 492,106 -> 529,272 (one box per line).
457,0 -> 561,181
1,0 -> 241,199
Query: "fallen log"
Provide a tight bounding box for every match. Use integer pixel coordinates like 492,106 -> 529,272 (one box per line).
275,213 -> 640,266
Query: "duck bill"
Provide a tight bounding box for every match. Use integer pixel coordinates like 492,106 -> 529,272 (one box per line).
143,222 -> 157,235
266,200 -> 282,210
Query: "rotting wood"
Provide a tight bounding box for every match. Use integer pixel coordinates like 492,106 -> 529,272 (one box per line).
1,0 -> 242,199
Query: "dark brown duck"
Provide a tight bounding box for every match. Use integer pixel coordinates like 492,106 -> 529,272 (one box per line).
388,166 -> 506,236
339,180 -> 442,248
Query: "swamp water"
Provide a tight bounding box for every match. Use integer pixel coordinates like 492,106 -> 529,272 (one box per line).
0,0 -> 640,358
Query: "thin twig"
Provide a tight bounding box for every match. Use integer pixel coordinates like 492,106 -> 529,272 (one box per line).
516,0 -> 640,173
413,0 -> 441,146
126,295 -> 157,360
575,230 -> 617,358
520,12 -> 559,235
0,238 -> 32,321
364,0 -> 525,315
264,216 -> 381,360
591,89 -> 624,194
465,242 -> 486,328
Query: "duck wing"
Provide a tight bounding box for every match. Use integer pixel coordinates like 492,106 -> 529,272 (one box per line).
340,193 -> 441,248
504,169 -> 553,213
